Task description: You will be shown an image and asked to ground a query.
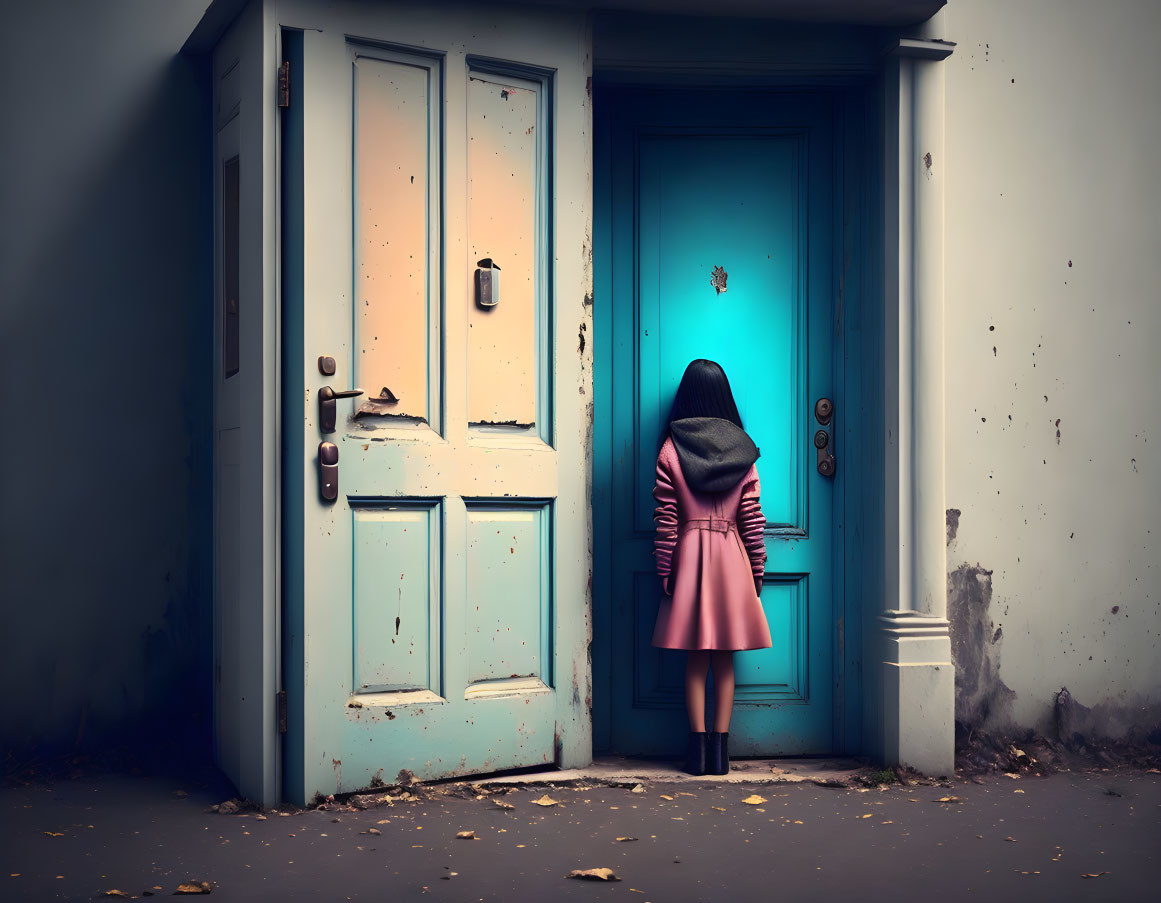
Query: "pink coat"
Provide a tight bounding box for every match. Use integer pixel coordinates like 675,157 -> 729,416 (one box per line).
651,436 -> 772,651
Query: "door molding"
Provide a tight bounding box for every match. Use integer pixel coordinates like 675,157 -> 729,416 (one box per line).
592,10 -> 957,774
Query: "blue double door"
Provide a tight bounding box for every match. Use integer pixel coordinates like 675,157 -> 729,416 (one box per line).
596,87 -> 842,756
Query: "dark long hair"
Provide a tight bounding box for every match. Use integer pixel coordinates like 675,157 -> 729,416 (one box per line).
660,359 -> 744,449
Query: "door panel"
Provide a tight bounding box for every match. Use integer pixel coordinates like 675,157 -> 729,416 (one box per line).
280,1 -> 591,805
602,89 -> 837,756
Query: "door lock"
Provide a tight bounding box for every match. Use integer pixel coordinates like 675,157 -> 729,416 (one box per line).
318,385 -> 364,433
813,397 -> 836,477
318,441 -> 339,502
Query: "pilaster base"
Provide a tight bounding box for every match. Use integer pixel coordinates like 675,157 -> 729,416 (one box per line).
879,610 -> 955,777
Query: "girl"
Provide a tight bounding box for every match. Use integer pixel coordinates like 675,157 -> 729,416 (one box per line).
651,359 -> 772,776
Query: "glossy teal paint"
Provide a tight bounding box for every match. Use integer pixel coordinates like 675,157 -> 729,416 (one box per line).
595,88 -> 842,756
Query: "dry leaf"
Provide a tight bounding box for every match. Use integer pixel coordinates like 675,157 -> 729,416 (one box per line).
175,881 -> 212,894
1145,768 -> 1160,774
376,819 -> 390,824
361,828 -> 381,836
1003,772 -> 1021,779
533,795 -> 560,807
1013,789 -> 1025,794
493,800 -> 515,810
1081,872 -> 1109,879
711,806 -> 726,812
860,813 -> 873,818
615,837 -> 638,842
455,831 -> 477,840
935,796 -> 962,804
43,831 -> 64,837
675,791 -> 696,797
741,795 -> 767,805
102,892 -> 130,899
630,784 -> 645,793
1004,835 -> 1017,842
659,795 -> 673,801
566,868 -> 620,881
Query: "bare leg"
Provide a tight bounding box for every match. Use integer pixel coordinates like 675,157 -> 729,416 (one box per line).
710,650 -> 735,732
685,650 -> 711,732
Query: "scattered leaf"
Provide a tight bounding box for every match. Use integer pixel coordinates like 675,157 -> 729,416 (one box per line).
361,828 -> 381,836
102,892 -> 130,898
675,792 -> 696,797
935,796 -> 962,804
43,831 -> 64,837
793,820 -> 803,824
455,831 -> 477,840
860,813 -> 873,818
711,806 -> 726,812
630,784 -> 645,794
615,837 -> 638,842
1081,872 -> 1109,879
175,881 -> 213,894
493,800 -> 515,810
659,795 -> 674,801
741,795 -> 767,805
1003,772 -> 1021,779
376,819 -> 390,824
1013,789 -> 1025,794
1004,836 -> 1017,843
566,868 -> 620,882
534,795 -> 561,807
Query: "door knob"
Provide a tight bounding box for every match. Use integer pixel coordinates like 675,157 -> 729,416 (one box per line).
318,385 -> 364,433
813,397 -> 836,477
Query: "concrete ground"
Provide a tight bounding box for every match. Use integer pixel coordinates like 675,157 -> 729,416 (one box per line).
2,755 -> 1159,902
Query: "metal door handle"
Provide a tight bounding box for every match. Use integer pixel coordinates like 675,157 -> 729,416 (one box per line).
318,385 -> 364,433
814,397 -> 836,477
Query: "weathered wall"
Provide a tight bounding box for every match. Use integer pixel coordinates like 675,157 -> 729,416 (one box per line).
0,0 -> 213,767
942,0 -> 1161,739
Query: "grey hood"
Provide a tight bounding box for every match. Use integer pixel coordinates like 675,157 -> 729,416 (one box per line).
669,417 -> 760,494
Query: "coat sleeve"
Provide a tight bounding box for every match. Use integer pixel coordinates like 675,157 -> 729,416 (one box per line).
652,446 -> 679,596
737,465 -> 767,594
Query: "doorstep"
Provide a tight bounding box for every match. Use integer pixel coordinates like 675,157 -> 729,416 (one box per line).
475,755 -> 872,787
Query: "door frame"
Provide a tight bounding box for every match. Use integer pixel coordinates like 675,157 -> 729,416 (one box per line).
591,10 -> 957,774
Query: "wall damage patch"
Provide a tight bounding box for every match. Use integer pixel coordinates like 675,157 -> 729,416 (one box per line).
948,562 -> 1016,730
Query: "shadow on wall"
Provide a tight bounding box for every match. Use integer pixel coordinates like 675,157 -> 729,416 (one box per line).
0,49 -> 213,774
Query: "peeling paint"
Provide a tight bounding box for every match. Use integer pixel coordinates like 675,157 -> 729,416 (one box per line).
946,508 -> 961,547
948,562 -> 1016,730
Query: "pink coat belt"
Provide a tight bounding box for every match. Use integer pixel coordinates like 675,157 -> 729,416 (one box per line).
679,517 -> 737,535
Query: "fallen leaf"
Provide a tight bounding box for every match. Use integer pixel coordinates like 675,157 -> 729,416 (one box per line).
1003,772 -> 1021,779
376,819 -> 390,824
361,828 -> 381,836
615,837 -> 638,842
43,831 -> 64,837
102,892 -> 130,898
860,813 -> 873,818
935,796 -> 962,804
793,820 -> 804,824
175,881 -> 213,894
881,820 -> 894,824
1145,768 -> 1160,774
1004,836 -> 1017,843
534,795 -> 560,807
1013,789 -> 1025,794
711,806 -> 726,812
566,868 -> 620,881
455,831 -> 477,840
493,800 -> 515,810
1081,872 -> 1109,879
660,795 -> 674,801
742,795 -> 767,805
630,784 -> 645,793
675,791 -> 696,797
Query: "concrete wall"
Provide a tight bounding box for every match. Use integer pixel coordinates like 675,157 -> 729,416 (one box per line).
942,0 -> 1161,739
0,0 -> 214,768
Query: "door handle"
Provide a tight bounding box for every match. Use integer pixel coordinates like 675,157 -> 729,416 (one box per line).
814,397 -> 836,477
318,441 -> 339,502
318,385 -> 364,433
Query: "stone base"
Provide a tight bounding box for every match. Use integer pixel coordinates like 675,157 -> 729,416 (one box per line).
880,610 -> 955,777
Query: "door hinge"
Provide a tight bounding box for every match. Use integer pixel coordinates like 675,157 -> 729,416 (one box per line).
276,690 -> 287,733
277,60 -> 290,108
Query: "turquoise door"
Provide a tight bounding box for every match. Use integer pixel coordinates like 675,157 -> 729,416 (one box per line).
595,88 -> 840,757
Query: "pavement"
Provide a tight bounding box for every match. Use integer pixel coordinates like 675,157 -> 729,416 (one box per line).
2,754 -> 1159,902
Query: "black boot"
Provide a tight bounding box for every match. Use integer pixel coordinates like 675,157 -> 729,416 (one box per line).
684,731 -> 708,776
707,731 -> 730,775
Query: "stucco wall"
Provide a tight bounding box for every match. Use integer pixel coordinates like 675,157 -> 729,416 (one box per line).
942,0 -> 1161,738
0,0 -> 213,766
